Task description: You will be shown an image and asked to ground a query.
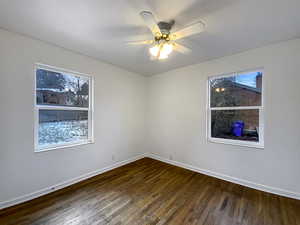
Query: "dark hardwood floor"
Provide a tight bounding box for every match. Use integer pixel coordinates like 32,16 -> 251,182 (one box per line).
0,158 -> 299,225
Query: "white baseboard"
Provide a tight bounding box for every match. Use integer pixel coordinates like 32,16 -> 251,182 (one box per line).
1,152 -> 299,210
146,153 -> 300,200
0,153 -> 147,210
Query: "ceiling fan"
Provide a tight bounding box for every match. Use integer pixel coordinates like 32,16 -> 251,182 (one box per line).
129,11 -> 205,60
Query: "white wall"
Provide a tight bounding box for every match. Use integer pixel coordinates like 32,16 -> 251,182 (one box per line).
1,27 -> 300,206
0,29 -> 146,204
147,39 -> 300,196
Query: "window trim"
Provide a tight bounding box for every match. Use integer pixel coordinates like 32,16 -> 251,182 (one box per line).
34,63 -> 94,152
207,68 -> 264,149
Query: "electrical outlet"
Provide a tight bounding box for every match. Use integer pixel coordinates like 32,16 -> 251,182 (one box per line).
169,155 -> 173,160
112,155 -> 115,161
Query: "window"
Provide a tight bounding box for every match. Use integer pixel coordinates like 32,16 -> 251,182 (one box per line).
35,64 -> 93,151
208,70 -> 264,148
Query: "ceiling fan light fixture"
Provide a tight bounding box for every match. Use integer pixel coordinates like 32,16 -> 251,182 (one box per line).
161,43 -> 173,56
158,52 -> 169,60
149,45 -> 160,57
149,41 -> 173,60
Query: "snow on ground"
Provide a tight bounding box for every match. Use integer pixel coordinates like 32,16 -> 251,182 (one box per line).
39,120 -> 88,147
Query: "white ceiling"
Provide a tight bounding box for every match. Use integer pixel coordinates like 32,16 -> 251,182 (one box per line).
0,0 -> 300,76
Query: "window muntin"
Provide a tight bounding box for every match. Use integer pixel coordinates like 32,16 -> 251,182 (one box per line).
35,65 -> 93,151
208,70 -> 264,148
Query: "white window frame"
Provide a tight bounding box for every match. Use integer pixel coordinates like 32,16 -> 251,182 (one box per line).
34,63 -> 94,152
207,69 -> 264,149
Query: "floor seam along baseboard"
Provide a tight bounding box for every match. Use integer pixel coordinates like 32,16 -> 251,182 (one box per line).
0,153 -> 147,210
146,153 -> 300,200
1,152 -> 299,210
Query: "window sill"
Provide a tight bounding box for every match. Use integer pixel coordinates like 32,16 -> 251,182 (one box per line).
35,140 -> 94,153
208,137 -> 264,149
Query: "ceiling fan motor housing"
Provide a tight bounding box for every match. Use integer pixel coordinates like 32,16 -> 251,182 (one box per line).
155,20 -> 175,42
158,20 -> 175,34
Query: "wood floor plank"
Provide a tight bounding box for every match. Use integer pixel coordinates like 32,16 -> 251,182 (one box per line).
0,158 -> 299,225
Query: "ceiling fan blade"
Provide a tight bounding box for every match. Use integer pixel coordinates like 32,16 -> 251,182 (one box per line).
140,11 -> 162,37
170,21 -> 205,40
127,40 -> 154,45
173,43 -> 192,54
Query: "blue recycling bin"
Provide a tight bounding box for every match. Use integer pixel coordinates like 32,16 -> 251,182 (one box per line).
232,121 -> 244,137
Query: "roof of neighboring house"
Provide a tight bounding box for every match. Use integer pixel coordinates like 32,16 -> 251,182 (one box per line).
36,88 -> 76,95
36,88 -> 64,92
215,79 -> 262,94
233,82 -> 262,93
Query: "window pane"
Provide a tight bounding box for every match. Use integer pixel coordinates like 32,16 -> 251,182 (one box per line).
38,110 -> 88,148
210,71 -> 262,107
211,109 -> 259,142
36,68 -> 89,107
